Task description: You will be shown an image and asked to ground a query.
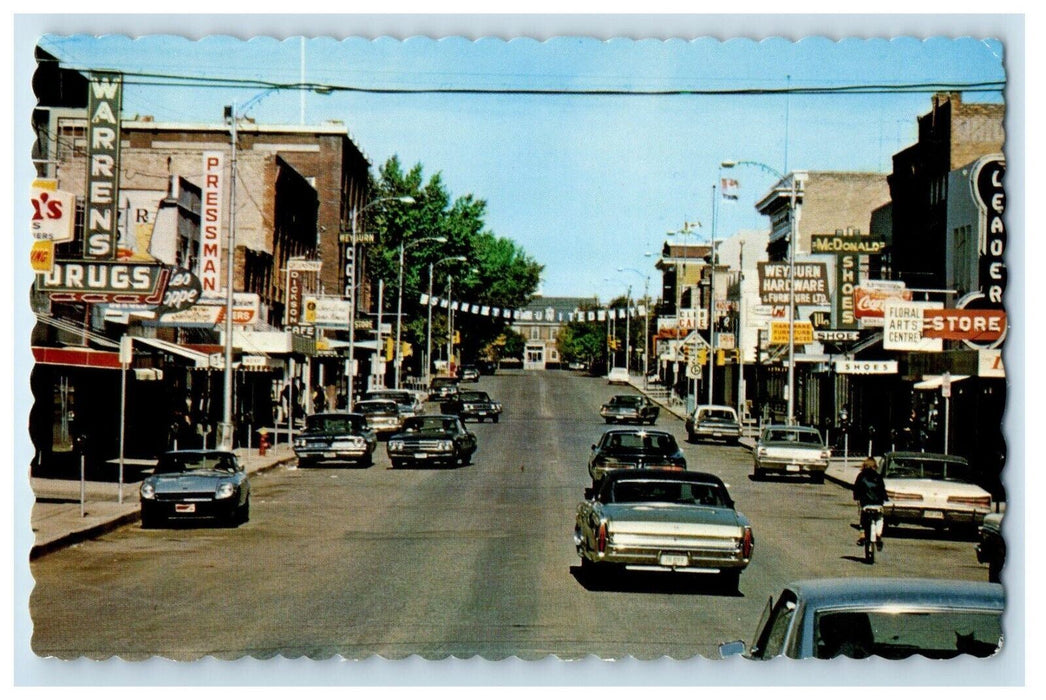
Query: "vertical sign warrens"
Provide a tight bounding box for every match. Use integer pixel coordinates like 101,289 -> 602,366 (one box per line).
201,152 -> 224,296
84,73 -> 123,259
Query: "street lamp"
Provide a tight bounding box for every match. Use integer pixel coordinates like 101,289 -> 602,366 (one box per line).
722,160 -> 806,425
425,256 -> 468,386
618,267 -> 651,386
395,235 -> 447,389
667,220 -> 703,406
345,195 -> 415,410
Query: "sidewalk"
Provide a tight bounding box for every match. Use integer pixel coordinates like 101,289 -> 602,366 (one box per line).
28,444 -> 297,559
628,375 -> 863,488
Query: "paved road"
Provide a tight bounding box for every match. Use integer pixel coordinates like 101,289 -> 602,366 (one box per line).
29,370 -> 989,660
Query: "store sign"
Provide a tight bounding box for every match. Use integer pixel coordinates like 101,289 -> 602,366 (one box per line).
30,240 -> 55,273
978,349 -> 1005,378
84,73 -> 123,259
815,329 -> 860,342
303,297 -> 352,328
854,281 -> 913,327
757,262 -> 830,306
922,309 -> 1007,343
811,234 -> 887,255
201,152 -> 224,295
834,360 -> 898,375
31,179 -> 76,243
883,300 -> 943,352
769,321 -> 814,345
36,260 -> 169,304
156,293 -> 260,327
973,157 -> 1006,307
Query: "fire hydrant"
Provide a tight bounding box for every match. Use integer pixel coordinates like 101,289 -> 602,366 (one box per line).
258,428 -> 270,457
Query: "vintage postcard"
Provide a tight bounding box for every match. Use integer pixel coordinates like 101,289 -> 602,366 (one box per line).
14,13 -> 1023,686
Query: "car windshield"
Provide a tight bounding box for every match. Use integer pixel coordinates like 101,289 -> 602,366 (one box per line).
368,392 -> 412,406
460,392 -> 491,402
608,479 -> 727,507
155,452 -> 238,474
431,378 -> 457,388
306,415 -> 365,433
698,408 -> 736,421
813,609 -> 1001,660
609,396 -> 642,406
884,456 -> 973,482
602,432 -> 678,453
403,417 -> 458,433
763,428 -> 823,445
357,401 -> 397,414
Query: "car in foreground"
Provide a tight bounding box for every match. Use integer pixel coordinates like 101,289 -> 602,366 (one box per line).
293,412 -> 376,467
599,394 -> 659,425
444,389 -> 503,423
685,404 -> 742,444
880,451 -> 993,532
606,367 -> 630,385
429,376 -> 461,402
753,424 -> 831,483
721,577 -> 1003,660
355,399 -> 405,438
587,428 -> 686,485
140,450 -> 250,528
574,469 -> 753,590
386,414 -> 478,468
977,512 -> 1005,583
363,389 -> 422,418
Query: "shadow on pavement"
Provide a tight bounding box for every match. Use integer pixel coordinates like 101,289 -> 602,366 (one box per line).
569,564 -> 745,597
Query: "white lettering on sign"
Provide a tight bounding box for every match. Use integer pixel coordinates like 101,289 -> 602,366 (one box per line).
84,74 -> 122,259
201,152 -> 224,294
834,360 -> 898,375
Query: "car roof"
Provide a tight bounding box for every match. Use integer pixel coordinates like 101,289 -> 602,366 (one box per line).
785,578 -> 1004,611
603,427 -> 672,436
603,468 -> 724,486
884,451 -> 969,463
164,449 -> 236,457
696,404 -> 736,411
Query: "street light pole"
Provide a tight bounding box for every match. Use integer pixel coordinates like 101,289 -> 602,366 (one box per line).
709,180 -> 719,405
395,235 -> 446,389
426,256 -> 468,386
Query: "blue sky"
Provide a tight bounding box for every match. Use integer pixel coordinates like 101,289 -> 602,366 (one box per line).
36,31 -> 1006,300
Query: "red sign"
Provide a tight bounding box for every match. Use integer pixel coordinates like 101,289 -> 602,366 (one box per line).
922,309 -> 1007,342
853,284 -> 913,325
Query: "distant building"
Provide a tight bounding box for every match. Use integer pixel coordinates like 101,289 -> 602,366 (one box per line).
510,296 -> 594,370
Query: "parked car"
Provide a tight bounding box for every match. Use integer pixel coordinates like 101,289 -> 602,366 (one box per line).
574,469 -> 753,590
429,376 -> 461,402
599,394 -> 659,425
976,511 -> 1005,583
355,399 -> 405,438
444,389 -> 503,423
606,367 -> 630,385
386,414 -> 478,468
293,412 -> 376,467
588,428 -> 686,485
685,404 -> 742,444
721,577 -> 1003,660
457,364 -> 481,382
753,424 -> 831,483
880,451 -> 992,532
140,450 -> 251,528
363,389 -> 422,418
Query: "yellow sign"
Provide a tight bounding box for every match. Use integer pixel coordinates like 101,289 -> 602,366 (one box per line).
770,321 -> 814,345
30,240 -> 55,273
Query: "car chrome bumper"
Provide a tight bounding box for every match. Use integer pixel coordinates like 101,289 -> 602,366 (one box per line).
295,448 -> 369,459
591,545 -> 750,572
884,506 -> 988,526
755,459 -> 828,473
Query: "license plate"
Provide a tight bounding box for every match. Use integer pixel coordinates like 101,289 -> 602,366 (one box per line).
174,503 -> 196,513
414,452 -> 429,459
659,552 -> 689,567
713,432 -> 723,437
924,510 -> 945,519
786,465 -> 800,472
324,451 -> 337,458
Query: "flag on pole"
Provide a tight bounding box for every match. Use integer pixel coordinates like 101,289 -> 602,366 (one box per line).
721,177 -> 740,201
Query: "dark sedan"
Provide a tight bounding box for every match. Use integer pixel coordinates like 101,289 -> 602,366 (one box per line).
429,376 -> 461,402
294,412 -> 376,467
587,428 -> 686,486
139,450 -> 250,528
600,394 -> 659,425
386,415 -> 478,468
444,389 -> 503,423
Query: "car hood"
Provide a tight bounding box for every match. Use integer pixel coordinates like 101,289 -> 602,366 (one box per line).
300,430 -> 367,440
602,503 -> 745,530
885,479 -> 990,497
391,430 -> 455,440
146,470 -> 235,491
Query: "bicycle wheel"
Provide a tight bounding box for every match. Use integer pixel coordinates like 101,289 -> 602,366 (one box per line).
865,526 -> 875,564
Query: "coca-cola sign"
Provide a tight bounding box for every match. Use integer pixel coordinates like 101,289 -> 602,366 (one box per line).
854,282 -> 912,327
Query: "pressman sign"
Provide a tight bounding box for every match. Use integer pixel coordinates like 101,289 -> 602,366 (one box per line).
201,152 -> 224,295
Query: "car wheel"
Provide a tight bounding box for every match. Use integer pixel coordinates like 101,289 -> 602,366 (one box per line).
390,459 -> 402,469
236,496 -> 250,525
753,467 -> 766,481
604,418 -> 613,424
811,472 -> 826,484
141,509 -> 160,529
686,430 -> 696,443
493,415 -> 500,423
297,457 -> 314,469
718,569 -> 741,593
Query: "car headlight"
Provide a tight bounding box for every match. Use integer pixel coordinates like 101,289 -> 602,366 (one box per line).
438,440 -> 454,451
140,482 -> 155,500
215,482 -> 236,499
294,438 -> 305,448
388,440 -> 404,452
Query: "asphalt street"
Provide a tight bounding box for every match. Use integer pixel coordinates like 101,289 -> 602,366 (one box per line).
29,370 -> 990,660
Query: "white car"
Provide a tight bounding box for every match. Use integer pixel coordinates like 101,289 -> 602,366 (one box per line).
880,452 -> 992,531
606,367 -> 630,385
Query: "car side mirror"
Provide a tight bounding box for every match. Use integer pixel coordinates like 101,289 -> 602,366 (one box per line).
718,640 -> 746,658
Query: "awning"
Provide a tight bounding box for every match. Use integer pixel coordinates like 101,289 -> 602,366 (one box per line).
133,336 -> 211,368
914,374 -> 970,390
32,346 -> 121,370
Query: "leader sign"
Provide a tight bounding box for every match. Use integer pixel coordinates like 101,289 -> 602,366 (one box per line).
84,73 -> 123,259
974,157 -> 1006,307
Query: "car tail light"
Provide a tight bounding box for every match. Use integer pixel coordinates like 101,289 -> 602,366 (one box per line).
647,462 -> 683,471
886,490 -> 923,501
741,526 -> 754,558
948,495 -> 991,507
597,521 -> 608,554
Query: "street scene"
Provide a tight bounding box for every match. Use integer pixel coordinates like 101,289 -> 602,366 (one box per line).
19,26 -> 1017,679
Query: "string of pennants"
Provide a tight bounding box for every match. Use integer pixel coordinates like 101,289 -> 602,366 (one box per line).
419,293 -> 647,323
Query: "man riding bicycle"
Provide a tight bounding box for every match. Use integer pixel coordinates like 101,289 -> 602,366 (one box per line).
853,457 -> 887,550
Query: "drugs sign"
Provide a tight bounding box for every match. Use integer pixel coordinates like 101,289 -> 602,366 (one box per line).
36,260 -> 169,304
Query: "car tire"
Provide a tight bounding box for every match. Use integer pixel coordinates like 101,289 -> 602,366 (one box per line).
141,509 -> 160,529
235,496 -> 250,525
390,459 -> 403,469
753,467 -> 766,481
811,472 -> 826,485
686,430 -> 696,443
604,418 -> 613,424
297,457 -> 314,469
718,569 -> 741,593
493,415 -> 500,423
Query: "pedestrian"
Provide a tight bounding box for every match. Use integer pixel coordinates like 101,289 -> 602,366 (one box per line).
853,457 -> 887,548
313,385 -> 327,412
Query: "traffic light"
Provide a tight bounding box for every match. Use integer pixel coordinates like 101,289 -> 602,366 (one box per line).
696,348 -> 708,365
383,337 -> 394,360
716,349 -> 726,366
453,330 -> 461,345
400,341 -> 413,358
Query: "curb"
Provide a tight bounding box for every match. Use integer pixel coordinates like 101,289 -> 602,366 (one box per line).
29,454 -> 298,560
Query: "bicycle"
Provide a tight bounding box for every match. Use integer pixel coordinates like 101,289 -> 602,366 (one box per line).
859,504 -> 885,564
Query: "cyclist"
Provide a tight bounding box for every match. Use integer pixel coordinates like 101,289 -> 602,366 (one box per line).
853,457 -> 887,550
